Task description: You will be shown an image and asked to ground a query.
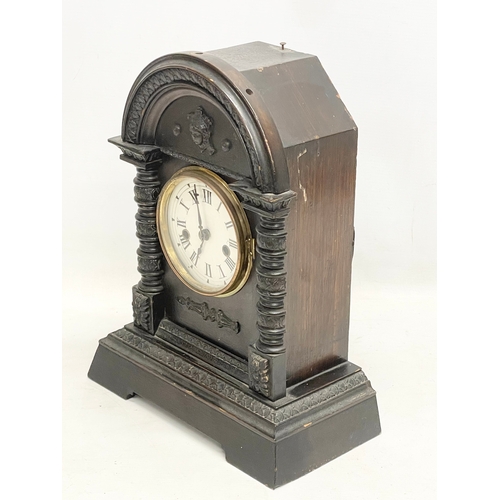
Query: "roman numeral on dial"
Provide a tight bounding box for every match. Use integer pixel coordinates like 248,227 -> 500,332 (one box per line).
229,239 -> 237,249
202,189 -> 212,204
218,265 -> 225,278
225,256 -> 236,271
205,263 -> 212,278
179,234 -> 190,249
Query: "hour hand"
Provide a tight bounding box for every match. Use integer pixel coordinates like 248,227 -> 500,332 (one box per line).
196,239 -> 205,264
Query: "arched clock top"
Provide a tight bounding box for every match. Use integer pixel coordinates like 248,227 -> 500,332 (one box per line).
120,52 -> 289,194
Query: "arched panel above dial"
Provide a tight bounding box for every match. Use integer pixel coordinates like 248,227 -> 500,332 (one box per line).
154,91 -> 253,182
120,52 -> 289,193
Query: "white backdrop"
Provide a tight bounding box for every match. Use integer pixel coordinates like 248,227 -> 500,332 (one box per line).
63,1 -> 436,498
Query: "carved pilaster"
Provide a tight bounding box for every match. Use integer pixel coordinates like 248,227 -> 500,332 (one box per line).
232,182 -> 296,400
109,136 -> 166,334
248,351 -> 270,397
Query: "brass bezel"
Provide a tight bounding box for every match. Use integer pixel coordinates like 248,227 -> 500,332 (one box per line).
157,166 -> 254,297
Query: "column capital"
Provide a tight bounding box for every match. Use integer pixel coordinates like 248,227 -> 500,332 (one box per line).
231,181 -> 296,218
108,136 -> 163,164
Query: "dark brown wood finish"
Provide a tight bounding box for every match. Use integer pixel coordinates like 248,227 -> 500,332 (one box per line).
89,324 -> 380,489
285,130 -> 357,383
89,41 -> 380,488
213,42 -> 359,384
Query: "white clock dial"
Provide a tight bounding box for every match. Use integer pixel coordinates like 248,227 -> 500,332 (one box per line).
157,166 -> 253,296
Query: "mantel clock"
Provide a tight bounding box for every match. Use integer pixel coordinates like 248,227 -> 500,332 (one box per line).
89,41 -> 381,488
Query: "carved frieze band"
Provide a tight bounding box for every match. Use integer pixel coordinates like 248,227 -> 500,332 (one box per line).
111,328 -> 369,424
122,68 -> 271,190
160,148 -> 247,183
156,319 -> 248,382
176,296 -> 240,333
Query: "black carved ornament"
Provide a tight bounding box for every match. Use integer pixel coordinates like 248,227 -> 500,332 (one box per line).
187,106 -> 216,155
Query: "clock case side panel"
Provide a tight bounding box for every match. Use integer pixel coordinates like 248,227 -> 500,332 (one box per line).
285,130 -> 358,385
222,43 -> 359,386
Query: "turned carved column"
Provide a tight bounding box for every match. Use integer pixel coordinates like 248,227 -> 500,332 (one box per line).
109,137 -> 166,334
255,213 -> 288,354
232,182 -> 296,400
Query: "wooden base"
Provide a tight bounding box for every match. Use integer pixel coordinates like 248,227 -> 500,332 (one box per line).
88,324 -> 381,488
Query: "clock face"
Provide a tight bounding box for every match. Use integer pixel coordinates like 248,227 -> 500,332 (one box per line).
157,166 -> 253,297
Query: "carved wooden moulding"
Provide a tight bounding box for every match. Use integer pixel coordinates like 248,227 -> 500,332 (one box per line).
89,41 -> 380,488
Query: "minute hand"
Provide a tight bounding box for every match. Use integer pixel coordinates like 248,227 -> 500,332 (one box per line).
194,184 -> 203,231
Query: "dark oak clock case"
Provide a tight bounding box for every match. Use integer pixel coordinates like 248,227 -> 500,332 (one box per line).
89,42 -> 381,488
